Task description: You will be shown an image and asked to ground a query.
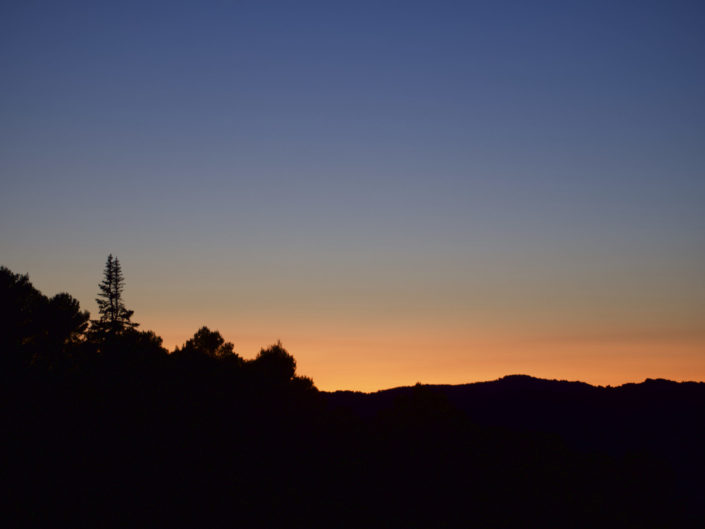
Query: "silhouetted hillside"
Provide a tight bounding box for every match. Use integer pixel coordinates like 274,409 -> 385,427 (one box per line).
327,375 -> 705,523
328,375 -> 705,459
3,264 -> 704,528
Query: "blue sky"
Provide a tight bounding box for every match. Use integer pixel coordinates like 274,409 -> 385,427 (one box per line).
2,1 -> 704,389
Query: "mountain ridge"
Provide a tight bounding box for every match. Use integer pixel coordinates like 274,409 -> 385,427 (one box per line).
326,373 -> 705,396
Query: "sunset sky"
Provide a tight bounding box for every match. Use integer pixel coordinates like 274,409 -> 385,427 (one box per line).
2,1 -> 704,391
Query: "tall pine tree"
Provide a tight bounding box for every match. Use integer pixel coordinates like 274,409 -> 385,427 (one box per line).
92,254 -> 138,337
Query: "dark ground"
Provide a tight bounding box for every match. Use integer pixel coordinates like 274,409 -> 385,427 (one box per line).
5,362 -> 704,528
3,264 -> 703,528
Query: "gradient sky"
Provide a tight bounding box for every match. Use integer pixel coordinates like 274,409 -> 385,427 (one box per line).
2,1 -> 704,390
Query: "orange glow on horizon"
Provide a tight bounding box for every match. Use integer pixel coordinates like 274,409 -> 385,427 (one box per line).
143,315 -> 705,392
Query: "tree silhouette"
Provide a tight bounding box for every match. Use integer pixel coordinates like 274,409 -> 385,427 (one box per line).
174,326 -> 238,359
91,254 -> 138,337
46,293 -> 90,344
0,266 -> 89,368
0,266 -> 45,352
251,341 -> 297,383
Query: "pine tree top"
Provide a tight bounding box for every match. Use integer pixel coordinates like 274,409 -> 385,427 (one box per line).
92,254 -> 138,336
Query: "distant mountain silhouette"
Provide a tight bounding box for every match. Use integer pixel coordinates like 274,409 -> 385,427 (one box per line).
328,375 -> 705,455
327,376 -> 705,525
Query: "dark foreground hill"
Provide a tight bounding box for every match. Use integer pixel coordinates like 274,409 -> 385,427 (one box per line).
328,375 -> 705,464
3,265 -> 704,528
5,365 -> 705,528
328,375 -> 705,524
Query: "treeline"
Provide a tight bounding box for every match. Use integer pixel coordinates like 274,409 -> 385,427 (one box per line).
1,262 -> 700,528
1,259 -> 313,394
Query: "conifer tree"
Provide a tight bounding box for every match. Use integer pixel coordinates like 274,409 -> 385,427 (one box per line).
93,254 -> 138,336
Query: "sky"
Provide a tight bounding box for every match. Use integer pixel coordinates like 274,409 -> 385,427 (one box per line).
2,0 -> 704,391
